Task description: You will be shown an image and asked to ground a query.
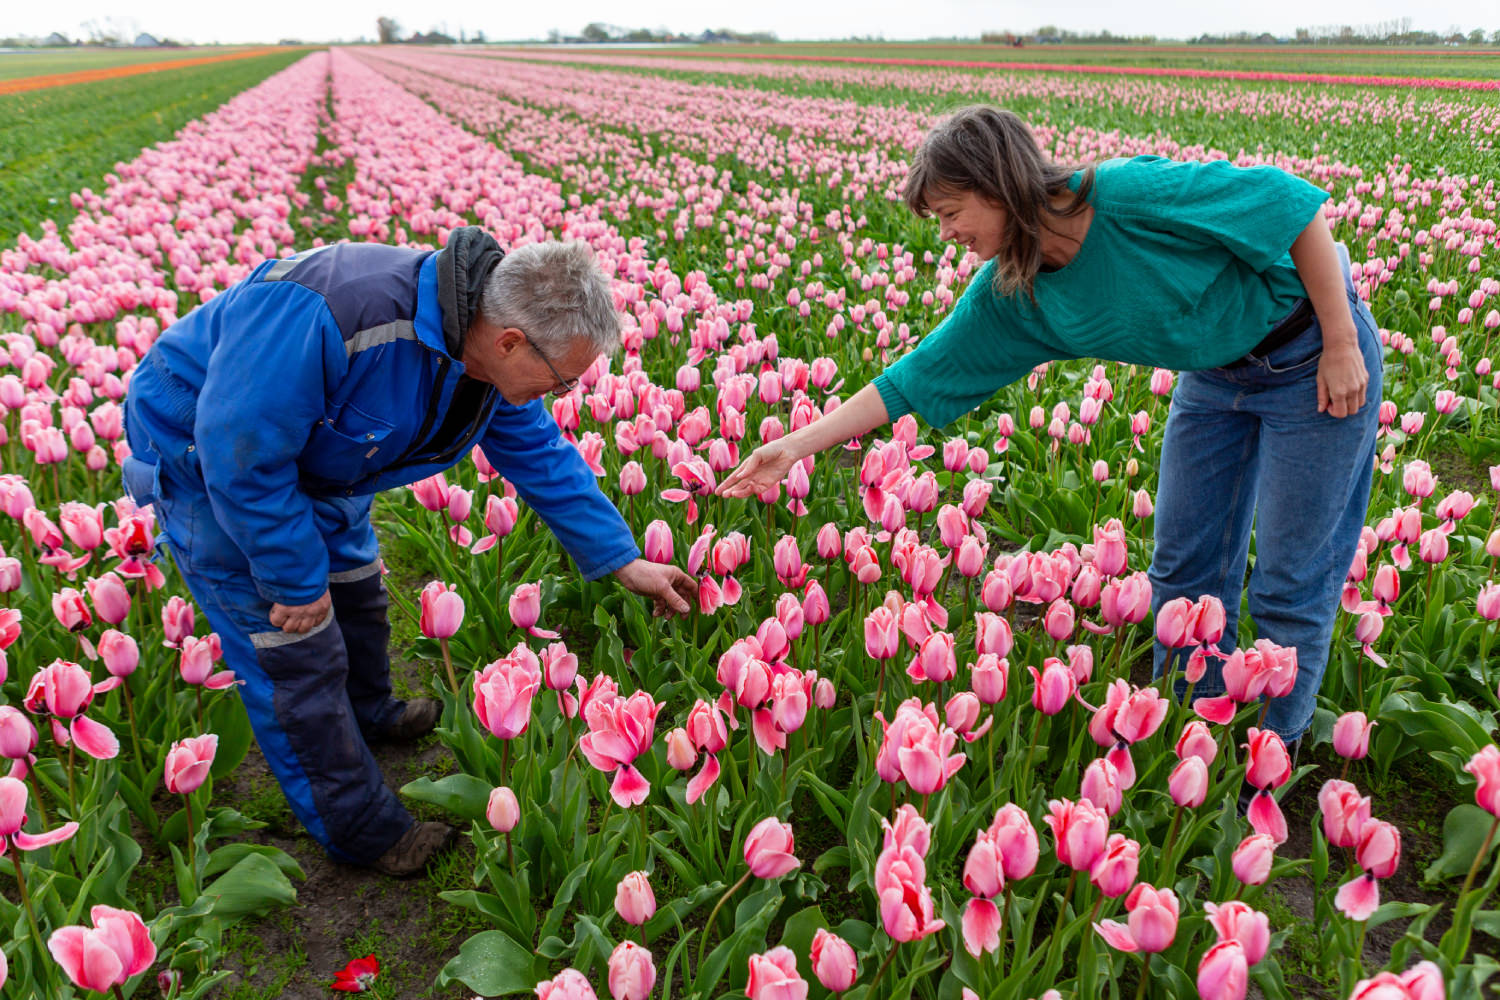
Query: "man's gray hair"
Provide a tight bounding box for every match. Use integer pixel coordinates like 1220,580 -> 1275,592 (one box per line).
480,241 -> 621,357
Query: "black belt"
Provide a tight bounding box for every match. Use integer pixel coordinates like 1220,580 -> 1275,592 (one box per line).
1226,298 -> 1316,368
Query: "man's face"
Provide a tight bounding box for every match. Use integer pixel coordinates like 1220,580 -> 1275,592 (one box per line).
465,320 -> 598,405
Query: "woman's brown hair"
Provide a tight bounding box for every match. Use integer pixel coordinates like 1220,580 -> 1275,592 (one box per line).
904,106 -> 1094,300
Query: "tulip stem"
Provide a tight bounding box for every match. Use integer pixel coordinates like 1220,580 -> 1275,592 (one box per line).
1046,869 -> 1078,972
66,742 -> 76,816
998,885 -> 1012,980
867,943 -> 899,997
1457,815 -> 1500,906
506,830 -> 515,878
114,986 -> 127,1000
24,774 -> 50,829
10,852 -> 44,968
1132,956 -> 1151,1000
696,868 -> 750,976
1018,711 -> 1043,802
440,636 -> 458,698
184,792 -> 197,875
1156,805 -> 1184,885
196,686 -> 205,732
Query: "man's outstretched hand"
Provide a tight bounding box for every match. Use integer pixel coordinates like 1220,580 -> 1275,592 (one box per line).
614,558 -> 697,618
270,590 -> 332,633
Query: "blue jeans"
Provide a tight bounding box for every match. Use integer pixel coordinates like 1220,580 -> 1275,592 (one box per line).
1148,279 -> 1383,741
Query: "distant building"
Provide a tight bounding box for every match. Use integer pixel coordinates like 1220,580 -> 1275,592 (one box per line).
132,32 -> 160,47
43,32 -> 71,46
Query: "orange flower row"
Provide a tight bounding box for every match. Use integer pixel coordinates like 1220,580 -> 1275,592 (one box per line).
0,47 -> 295,96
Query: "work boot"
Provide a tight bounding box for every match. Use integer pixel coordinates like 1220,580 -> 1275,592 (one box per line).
373,698 -> 441,744
373,821 -> 455,877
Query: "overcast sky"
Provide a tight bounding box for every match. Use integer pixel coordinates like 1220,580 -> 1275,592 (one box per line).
6,0 -> 1495,44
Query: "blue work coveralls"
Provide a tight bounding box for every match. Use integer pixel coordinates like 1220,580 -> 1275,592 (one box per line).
122,230 -> 640,863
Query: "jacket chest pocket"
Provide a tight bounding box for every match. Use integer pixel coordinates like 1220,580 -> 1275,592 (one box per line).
304,401 -> 399,485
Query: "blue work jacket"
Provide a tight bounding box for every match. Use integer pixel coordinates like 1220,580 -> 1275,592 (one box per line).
128,240 -> 639,605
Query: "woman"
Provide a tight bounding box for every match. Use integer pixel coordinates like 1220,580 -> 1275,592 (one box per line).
718,106 -> 1382,749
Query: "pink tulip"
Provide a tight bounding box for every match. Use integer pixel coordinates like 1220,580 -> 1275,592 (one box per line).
906,631 -> 957,684
1356,819 -> 1401,879
487,786 -> 519,832
536,969 -> 598,1000
1333,711 -> 1374,760
1231,833 -> 1277,886
1204,900 -> 1270,965
1478,583 -> 1500,621
809,928 -> 857,992
1168,756 -> 1209,808
961,897 -> 1002,956
0,707 -> 38,761
643,520 -> 674,564
802,580 -> 830,626
47,906 -> 156,994
163,733 -> 218,796
580,688 -> 660,807
970,653 -> 1008,705
987,804 -> 1039,880
472,651 -> 542,740
1080,757 -> 1124,817
664,727 -> 696,771
1466,745 -> 1500,817
1094,883 -> 1179,954
1155,597 -> 1197,647
745,946 -> 807,1000
179,634 -> 236,690
875,842 -> 944,943
85,572 -> 131,625
1089,832 -> 1140,897
540,642 -> 579,692
509,582 -> 558,637
1196,940 -> 1248,1000
98,629 -> 140,678
1042,598 -> 1075,641
51,588 -> 92,632
1243,728 -> 1291,790
974,612 -> 1014,658
1336,873 -> 1381,921
0,776 -> 78,852
744,816 -> 800,878
614,871 -> 656,926
1175,720 -> 1218,765
1318,779 -> 1372,848
1043,797 -> 1109,872
161,596 -> 194,648
1027,658 -> 1076,716
419,581 -> 464,639
606,941 -> 655,1000
863,606 -> 900,660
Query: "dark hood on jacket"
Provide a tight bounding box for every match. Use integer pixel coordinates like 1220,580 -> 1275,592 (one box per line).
435,226 -> 505,359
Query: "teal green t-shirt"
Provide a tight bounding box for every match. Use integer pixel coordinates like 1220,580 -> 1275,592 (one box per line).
875,155 -> 1331,428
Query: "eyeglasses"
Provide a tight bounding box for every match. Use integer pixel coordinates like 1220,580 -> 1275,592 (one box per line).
522,332 -> 579,395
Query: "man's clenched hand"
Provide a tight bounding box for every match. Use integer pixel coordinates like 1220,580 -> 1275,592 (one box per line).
613,559 -> 697,618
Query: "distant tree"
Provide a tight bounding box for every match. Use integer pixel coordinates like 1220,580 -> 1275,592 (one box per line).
473,29 -> 485,43
1491,28 -> 1500,44
581,22 -> 610,42
1467,28 -> 1486,44
376,17 -> 401,44
546,28 -> 562,43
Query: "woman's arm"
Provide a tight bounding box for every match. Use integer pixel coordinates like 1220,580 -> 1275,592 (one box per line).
1288,206 -> 1368,418
716,382 -> 892,498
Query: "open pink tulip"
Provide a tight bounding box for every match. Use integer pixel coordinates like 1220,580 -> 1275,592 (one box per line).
163,733 -> 218,796
473,651 -> 542,740
961,897 -> 1002,956
1203,901 -> 1270,965
0,776 -> 79,852
1318,779 -> 1372,848
1043,797 -> 1109,872
1089,832 -> 1140,897
1095,882 -> 1179,954
47,905 -> 156,993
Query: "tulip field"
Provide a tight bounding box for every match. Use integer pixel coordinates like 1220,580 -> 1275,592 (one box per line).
2,42 -> 1500,1000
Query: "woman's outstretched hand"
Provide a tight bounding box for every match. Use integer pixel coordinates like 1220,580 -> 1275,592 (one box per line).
717,441 -> 800,498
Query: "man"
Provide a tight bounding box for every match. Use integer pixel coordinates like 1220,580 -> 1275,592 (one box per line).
123,227 -> 695,876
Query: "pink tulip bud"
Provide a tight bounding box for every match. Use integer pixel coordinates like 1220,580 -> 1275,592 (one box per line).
486,786 -> 519,832
813,677 -> 836,710
1196,940 -> 1248,1000
1168,756 -> 1209,808
809,928 -> 858,992
606,941 -> 656,1000
1332,711 -> 1374,760
97,630 -> 139,678
1231,833 -> 1276,886
1043,797 -> 1109,872
744,816 -> 800,878
614,871 -> 656,926
419,581 -> 464,639
1356,819 -> 1400,879
664,727 -> 696,771
1089,832 -> 1140,897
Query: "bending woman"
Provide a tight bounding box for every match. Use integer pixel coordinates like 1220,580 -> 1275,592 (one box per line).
718,105 -> 1382,749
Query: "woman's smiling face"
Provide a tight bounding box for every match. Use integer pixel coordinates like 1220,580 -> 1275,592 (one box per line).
927,188 -> 1008,260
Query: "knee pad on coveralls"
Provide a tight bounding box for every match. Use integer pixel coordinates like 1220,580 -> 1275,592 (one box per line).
327,561 -> 402,736
245,609 -> 412,863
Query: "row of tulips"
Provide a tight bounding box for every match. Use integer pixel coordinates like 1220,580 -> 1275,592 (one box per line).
0,40 -> 1496,1000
